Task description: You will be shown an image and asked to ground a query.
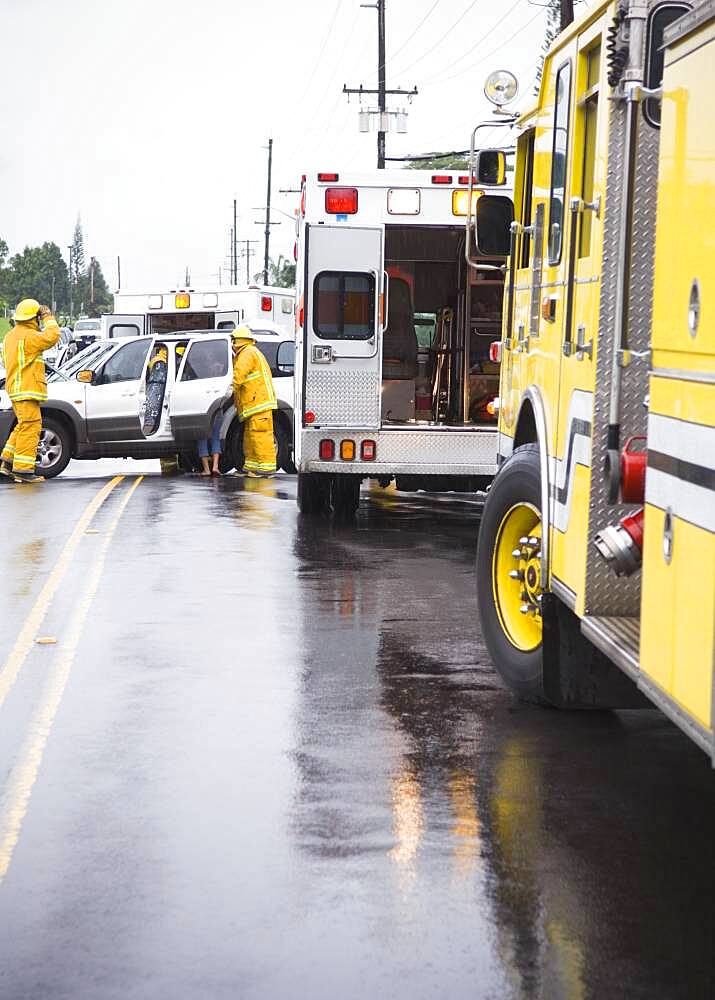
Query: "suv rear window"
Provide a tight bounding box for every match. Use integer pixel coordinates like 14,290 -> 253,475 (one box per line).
181,340 -> 229,381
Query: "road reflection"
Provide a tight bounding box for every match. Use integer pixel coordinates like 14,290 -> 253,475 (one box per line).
289,498 -> 715,998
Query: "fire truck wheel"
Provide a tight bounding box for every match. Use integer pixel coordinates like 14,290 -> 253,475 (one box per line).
297,471 -> 331,514
476,443 -> 547,703
331,474 -> 361,519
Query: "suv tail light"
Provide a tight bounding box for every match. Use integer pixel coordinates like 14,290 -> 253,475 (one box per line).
489,341 -> 502,363
325,187 -> 358,214
361,440 -> 376,461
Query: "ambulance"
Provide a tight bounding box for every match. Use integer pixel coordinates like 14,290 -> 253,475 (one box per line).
475,0 -> 715,760
102,285 -> 295,338
293,167 -> 514,516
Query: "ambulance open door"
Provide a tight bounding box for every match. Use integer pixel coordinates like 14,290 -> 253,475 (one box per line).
303,223 -> 385,429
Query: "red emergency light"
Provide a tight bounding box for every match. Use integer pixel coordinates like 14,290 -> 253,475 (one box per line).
431,174 -> 452,184
305,410 -> 316,424
261,295 -> 272,312
325,187 -> 358,214
318,172 -> 339,182
458,175 -> 472,185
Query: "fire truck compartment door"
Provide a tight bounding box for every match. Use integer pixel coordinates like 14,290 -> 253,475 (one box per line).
304,224 -> 384,429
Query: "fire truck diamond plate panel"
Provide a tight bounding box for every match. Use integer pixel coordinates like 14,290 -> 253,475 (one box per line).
305,370 -> 381,427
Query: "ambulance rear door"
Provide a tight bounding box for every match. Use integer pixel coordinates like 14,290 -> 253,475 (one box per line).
303,223 -> 385,429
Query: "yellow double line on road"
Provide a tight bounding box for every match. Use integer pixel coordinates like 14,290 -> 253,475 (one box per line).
0,475 -> 143,884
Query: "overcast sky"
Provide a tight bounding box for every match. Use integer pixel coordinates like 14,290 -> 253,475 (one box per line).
1,0 -> 547,293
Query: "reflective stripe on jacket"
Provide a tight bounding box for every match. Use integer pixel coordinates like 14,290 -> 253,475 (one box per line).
1,317 -> 61,402
232,343 -> 277,422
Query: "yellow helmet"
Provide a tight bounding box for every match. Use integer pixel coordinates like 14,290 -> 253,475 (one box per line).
14,298 -> 41,323
230,324 -> 256,342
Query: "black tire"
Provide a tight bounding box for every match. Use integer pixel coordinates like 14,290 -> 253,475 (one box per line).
476,443 -> 547,703
220,421 -> 244,474
275,414 -> 296,474
36,415 -> 72,479
297,471 -> 331,514
330,474 -> 361,519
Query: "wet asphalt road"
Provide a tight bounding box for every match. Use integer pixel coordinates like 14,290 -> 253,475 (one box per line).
0,462 -> 713,1000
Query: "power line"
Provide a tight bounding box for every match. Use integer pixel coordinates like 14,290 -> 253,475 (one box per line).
423,8 -> 546,88
420,0 -> 526,85
384,0 -> 441,66
392,0 -> 481,77
294,0 -> 347,110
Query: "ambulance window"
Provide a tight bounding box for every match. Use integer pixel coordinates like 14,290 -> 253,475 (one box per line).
180,340 -> 229,380
216,321 -> 235,331
548,61 -> 572,265
313,272 -> 376,340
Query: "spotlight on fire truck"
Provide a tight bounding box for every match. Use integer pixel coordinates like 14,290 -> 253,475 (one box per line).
484,70 -> 519,108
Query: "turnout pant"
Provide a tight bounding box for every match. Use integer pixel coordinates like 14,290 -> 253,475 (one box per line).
242,411 -> 276,473
1,400 -> 42,473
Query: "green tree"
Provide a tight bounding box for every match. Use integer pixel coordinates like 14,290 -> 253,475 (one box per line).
70,216 -> 85,282
405,154 -> 469,170
75,257 -> 112,317
0,242 -> 69,314
257,256 -> 296,288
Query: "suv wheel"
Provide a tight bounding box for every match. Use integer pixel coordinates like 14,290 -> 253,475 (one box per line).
275,414 -> 296,473
36,416 -> 72,479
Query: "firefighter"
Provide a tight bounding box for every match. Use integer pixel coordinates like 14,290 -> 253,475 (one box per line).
0,299 -> 60,483
231,326 -> 277,477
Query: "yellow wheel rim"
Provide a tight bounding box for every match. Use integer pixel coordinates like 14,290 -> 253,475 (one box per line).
492,502 -> 543,652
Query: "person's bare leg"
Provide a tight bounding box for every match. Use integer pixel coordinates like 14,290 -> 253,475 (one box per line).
211,452 -> 221,475
200,456 -> 211,476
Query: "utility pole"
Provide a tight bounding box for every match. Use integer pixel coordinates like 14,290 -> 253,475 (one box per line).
67,245 -> 73,323
117,255 -> 121,291
51,274 -> 56,314
240,239 -> 258,284
233,198 -> 238,284
344,1 -> 417,168
230,225 -> 235,283
377,0 -> 386,169
264,138 -> 273,285
89,256 -> 96,308
560,0 -> 575,29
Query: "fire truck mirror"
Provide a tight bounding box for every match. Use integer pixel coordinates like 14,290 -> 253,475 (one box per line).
474,149 -> 507,186
474,195 -> 514,257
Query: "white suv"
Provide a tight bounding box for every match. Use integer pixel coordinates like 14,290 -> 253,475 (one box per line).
0,331 -> 295,477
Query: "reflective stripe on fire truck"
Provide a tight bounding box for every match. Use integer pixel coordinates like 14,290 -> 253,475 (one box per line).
645,413 -> 715,534
549,390 -> 593,534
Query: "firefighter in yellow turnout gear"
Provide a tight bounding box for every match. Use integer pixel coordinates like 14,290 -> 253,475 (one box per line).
0,300 -> 60,483
231,326 -> 277,476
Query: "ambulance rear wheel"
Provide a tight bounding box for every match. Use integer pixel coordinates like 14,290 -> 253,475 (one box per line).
297,471 -> 331,515
330,474 -> 361,519
476,444 -> 547,703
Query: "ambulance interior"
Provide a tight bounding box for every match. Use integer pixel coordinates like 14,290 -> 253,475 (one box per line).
382,225 -> 503,426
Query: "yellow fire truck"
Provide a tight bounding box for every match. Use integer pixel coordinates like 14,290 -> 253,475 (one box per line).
474,0 -> 715,761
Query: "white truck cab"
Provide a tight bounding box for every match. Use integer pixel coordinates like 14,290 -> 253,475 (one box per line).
293,166 -> 514,515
